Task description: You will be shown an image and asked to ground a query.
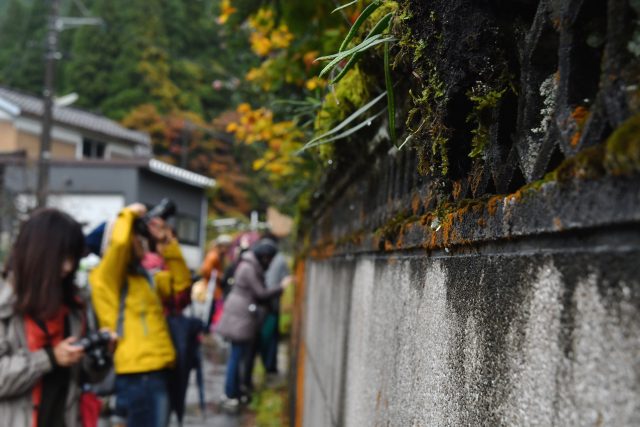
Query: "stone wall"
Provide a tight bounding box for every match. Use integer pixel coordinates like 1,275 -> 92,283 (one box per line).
294,0 -> 640,425
301,231 -> 640,426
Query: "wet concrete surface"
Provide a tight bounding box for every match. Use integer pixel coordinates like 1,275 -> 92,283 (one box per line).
169,335 -> 246,427
97,334 -> 246,427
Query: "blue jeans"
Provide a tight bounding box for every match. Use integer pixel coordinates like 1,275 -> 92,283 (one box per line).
115,370 -> 170,427
224,342 -> 249,399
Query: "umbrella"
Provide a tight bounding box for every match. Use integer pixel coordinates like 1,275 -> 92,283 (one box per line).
167,314 -> 204,425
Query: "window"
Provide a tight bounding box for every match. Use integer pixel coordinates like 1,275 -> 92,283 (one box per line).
175,215 -> 199,245
82,138 -> 106,159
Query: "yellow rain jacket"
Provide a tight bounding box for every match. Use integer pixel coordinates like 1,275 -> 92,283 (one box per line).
89,208 -> 191,374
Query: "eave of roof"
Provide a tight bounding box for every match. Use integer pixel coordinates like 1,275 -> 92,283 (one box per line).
0,156 -> 216,189
148,159 -> 216,189
0,86 -> 150,147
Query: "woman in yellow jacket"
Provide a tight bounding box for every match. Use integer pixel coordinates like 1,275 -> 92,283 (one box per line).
89,203 -> 191,427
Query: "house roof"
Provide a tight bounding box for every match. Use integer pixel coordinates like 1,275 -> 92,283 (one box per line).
148,158 -> 215,189
0,86 -> 150,147
0,154 -> 215,189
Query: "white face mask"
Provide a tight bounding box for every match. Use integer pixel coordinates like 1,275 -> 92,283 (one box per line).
61,258 -> 75,278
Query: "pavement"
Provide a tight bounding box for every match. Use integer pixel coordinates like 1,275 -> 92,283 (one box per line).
98,335 -> 246,427
169,335 -> 245,427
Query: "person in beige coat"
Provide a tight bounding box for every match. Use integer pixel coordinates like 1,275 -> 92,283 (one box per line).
0,209 -> 113,427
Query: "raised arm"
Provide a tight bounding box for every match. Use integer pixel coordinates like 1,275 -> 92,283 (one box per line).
89,206 -> 140,330
154,239 -> 192,299
238,263 -> 283,302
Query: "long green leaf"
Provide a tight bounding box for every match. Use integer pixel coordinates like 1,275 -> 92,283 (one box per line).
305,91 -> 387,146
339,0 -> 381,53
331,12 -> 394,84
332,0 -> 358,13
316,33 -> 383,61
384,40 -> 396,146
298,109 -> 387,153
319,36 -> 395,78
272,99 -> 321,107
365,11 -> 393,39
330,51 -> 362,84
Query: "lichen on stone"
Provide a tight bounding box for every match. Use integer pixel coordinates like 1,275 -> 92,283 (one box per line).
532,73 -> 558,136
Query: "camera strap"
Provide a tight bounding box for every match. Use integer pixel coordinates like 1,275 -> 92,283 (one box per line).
116,279 -> 129,338
33,318 -> 52,343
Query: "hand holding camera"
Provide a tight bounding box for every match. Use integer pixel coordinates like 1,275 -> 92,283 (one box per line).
53,337 -> 85,367
71,329 -> 117,371
131,198 -> 176,243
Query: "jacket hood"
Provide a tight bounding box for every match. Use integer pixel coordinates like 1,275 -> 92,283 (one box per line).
0,278 -> 15,319
241,251 -> 264,275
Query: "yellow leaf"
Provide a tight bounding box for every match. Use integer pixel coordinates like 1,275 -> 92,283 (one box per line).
237,103 -> 251,114
217,0 -> 237,25
253,158 -> 267,170
226,122 -> 238,133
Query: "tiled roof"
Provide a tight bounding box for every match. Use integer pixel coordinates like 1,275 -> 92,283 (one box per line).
148,159 -> 215,189
0,86 -> 150,146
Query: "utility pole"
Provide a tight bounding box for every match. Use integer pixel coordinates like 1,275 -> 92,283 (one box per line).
36,0 -> 61,208
36,0 -> 102,208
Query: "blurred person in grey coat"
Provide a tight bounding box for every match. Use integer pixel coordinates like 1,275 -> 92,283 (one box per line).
260,246 -> 291,375
215,239 -> 289,408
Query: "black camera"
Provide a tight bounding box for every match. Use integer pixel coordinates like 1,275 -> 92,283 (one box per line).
74,330 -> 112,370
133,198 -> 177,239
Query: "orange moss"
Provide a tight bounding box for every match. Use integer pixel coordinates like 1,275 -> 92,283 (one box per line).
309,241 -> 336,259
384,239 -> 395,251
350,233 -> 363,245
487,196 -> 501,216
411,193 -> 421,214
420,213 -> 434,226
570,106 -> 590,147
441,215 -> 454,246
553,217 -> 563,230
428,229 -> 438,249
469,161 -> 485,195
509,190 -> 523,203
452,180 -> 462,199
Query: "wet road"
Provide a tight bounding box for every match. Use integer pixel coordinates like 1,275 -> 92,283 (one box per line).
169,335 -> 245,427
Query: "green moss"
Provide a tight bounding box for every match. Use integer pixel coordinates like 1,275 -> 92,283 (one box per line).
250,382 -> 288,426
395,4 -> 451,177
374,211 -> 417,241
407,66 -> 449,176
348,1 -> 399,57
543,113 -> 640,181
314,66 -> 374,159
555,144 -> 606,181
604,113 -> 640,175
366,1 -> 399,32
466,83 -> 507,158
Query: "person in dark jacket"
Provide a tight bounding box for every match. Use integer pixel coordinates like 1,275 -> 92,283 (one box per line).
216,239 -> 289,407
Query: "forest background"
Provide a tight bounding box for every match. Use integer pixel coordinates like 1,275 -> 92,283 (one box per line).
0,0 -> 368,225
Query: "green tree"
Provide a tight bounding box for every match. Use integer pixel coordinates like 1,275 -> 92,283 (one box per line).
0,0 -> 47,93
0,0 -> 27,85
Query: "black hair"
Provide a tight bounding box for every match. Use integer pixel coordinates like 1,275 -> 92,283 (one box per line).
10,208 -> 84,319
